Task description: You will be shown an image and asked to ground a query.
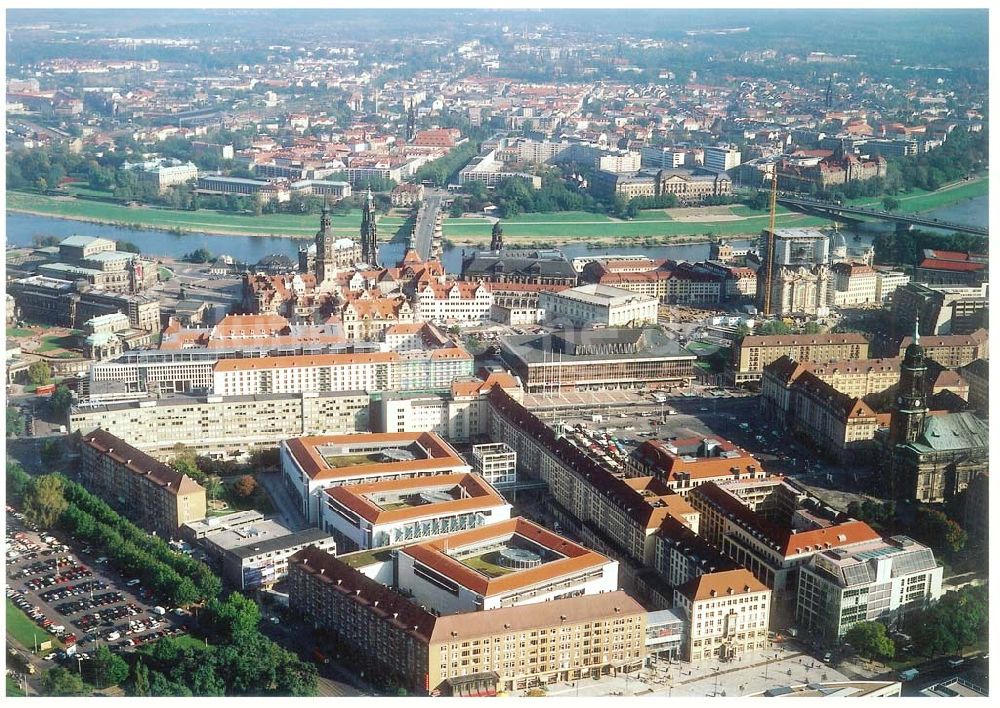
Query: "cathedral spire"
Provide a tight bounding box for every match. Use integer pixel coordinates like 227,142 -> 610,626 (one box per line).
913,316 -> 920,346
490,220 -> 504,252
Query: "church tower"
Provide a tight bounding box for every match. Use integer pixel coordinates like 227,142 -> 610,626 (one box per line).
315,206 -> 335,285
889,319 -> 928,446
490,220 -> 504,252
359,189 -> 379,268
406,100 -> 416,143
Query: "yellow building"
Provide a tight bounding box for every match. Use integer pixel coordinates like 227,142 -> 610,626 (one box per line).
729,333 -> 870,385
288,545 -> 647,696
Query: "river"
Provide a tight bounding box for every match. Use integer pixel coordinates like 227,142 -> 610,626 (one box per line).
5,194 -> 985,271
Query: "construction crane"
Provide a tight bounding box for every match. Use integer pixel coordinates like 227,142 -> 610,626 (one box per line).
762,173 -> 778,316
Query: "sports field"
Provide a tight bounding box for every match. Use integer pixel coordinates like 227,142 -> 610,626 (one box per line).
6,598 -> 61,652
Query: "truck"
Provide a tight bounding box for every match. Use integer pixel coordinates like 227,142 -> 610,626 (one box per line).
897,668 -> 919,682
591,414 -> 603,423
152,606 -> 166,616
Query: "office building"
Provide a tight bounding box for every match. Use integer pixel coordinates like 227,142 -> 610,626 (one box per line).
796,535 -> 943,641
539,284 -> 658,328
186,512 -> 335,590
396,517 -> 619,614
890,282 -> 989,337
280,432 -> 471,524
673,569 -> 770,662
703,146 -> 742,172
321,473 -> 511,552
79,428 -> 207,539
470,443 -> 518,489
288,545 -> 646,695
874,269 -> 911,303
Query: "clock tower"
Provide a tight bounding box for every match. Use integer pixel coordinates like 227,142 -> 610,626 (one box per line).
888,318 -> 928,445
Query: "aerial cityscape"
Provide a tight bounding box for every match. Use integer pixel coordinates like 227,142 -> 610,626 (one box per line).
4,7 -> 990,699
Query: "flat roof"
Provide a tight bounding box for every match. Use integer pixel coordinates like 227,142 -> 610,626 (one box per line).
70,390 -> 369,416
227,527 -> 333,560
283,432 -> 469,482
548,283 -> 657,307
325,473 -> 508,525
501,327 -> 695,365
399,517 -> 612,597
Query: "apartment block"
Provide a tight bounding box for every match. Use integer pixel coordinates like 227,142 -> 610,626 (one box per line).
69,391 -> 370,459
729,333 -> 869,385
896,329 -> 988,368
79,428 -> 207,539
288,546 -> 646,695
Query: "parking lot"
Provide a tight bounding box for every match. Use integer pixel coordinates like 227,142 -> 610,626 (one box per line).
6,507 -> 191,670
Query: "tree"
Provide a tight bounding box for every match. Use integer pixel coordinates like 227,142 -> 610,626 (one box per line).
40,439 -> 63,469
88,645 -> 130,688
149,670 -> 193,697
206,592 -> 262,643
914,507 -> 967,554
50,385 -> 74,418
845,621 -> 895,661
116,241 -> 141,254
803,321 -> 824,334
28,360 -> 53,386
7,461 -> 31,500
40,667 -> 91,696
881,196 -> 900,212
183,247 -> 213,264
232,474 -> 258,499
129,659 -> 151,697
7,406 -> 25,437
23,474 -> 68,528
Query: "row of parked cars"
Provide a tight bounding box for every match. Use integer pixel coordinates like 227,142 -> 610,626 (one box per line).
55,591 -> 125,616
20,565 -> 93,591
74,603 -> 141,632
39,580 -> 108,604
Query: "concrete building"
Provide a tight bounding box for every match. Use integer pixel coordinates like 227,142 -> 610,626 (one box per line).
396,517 -> 619,614
371,372 -> 524,443
211,347 -> 474,397
796,535 -> 943,641
538,284 -> 658,328
280,432 -> 472,524
79,428 -> 207,539
729,333 -> 869,385
187,512 -> 335,590
69,390 -> 370,460
874,269 -> 911,303
321,473 -> 512,552
890,282 -> 989,337
500,327 -> 697,393
470,442 -> 518,489
135,160 -> 198,192
703,146 -> 742,172
673,569 -> 770,662
959,358 -> 988,415
8,276 -> 161,332
913,249 -> 988,287
288,545 -> 647,695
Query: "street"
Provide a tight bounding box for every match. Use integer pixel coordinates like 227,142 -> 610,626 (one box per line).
411,190 -> 444,260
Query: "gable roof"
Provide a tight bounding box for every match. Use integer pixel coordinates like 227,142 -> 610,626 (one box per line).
675,568 -> 769,602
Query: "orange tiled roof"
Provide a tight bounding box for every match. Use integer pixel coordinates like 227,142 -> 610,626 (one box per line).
283,432 -> 467,482
676,568 -> 769,602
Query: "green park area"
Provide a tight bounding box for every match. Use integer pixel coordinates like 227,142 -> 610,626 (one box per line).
7,675 -> 26,697
6,598 -> 62,653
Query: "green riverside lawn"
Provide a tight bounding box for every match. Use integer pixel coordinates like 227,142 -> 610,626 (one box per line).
8,175 -> 986,243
